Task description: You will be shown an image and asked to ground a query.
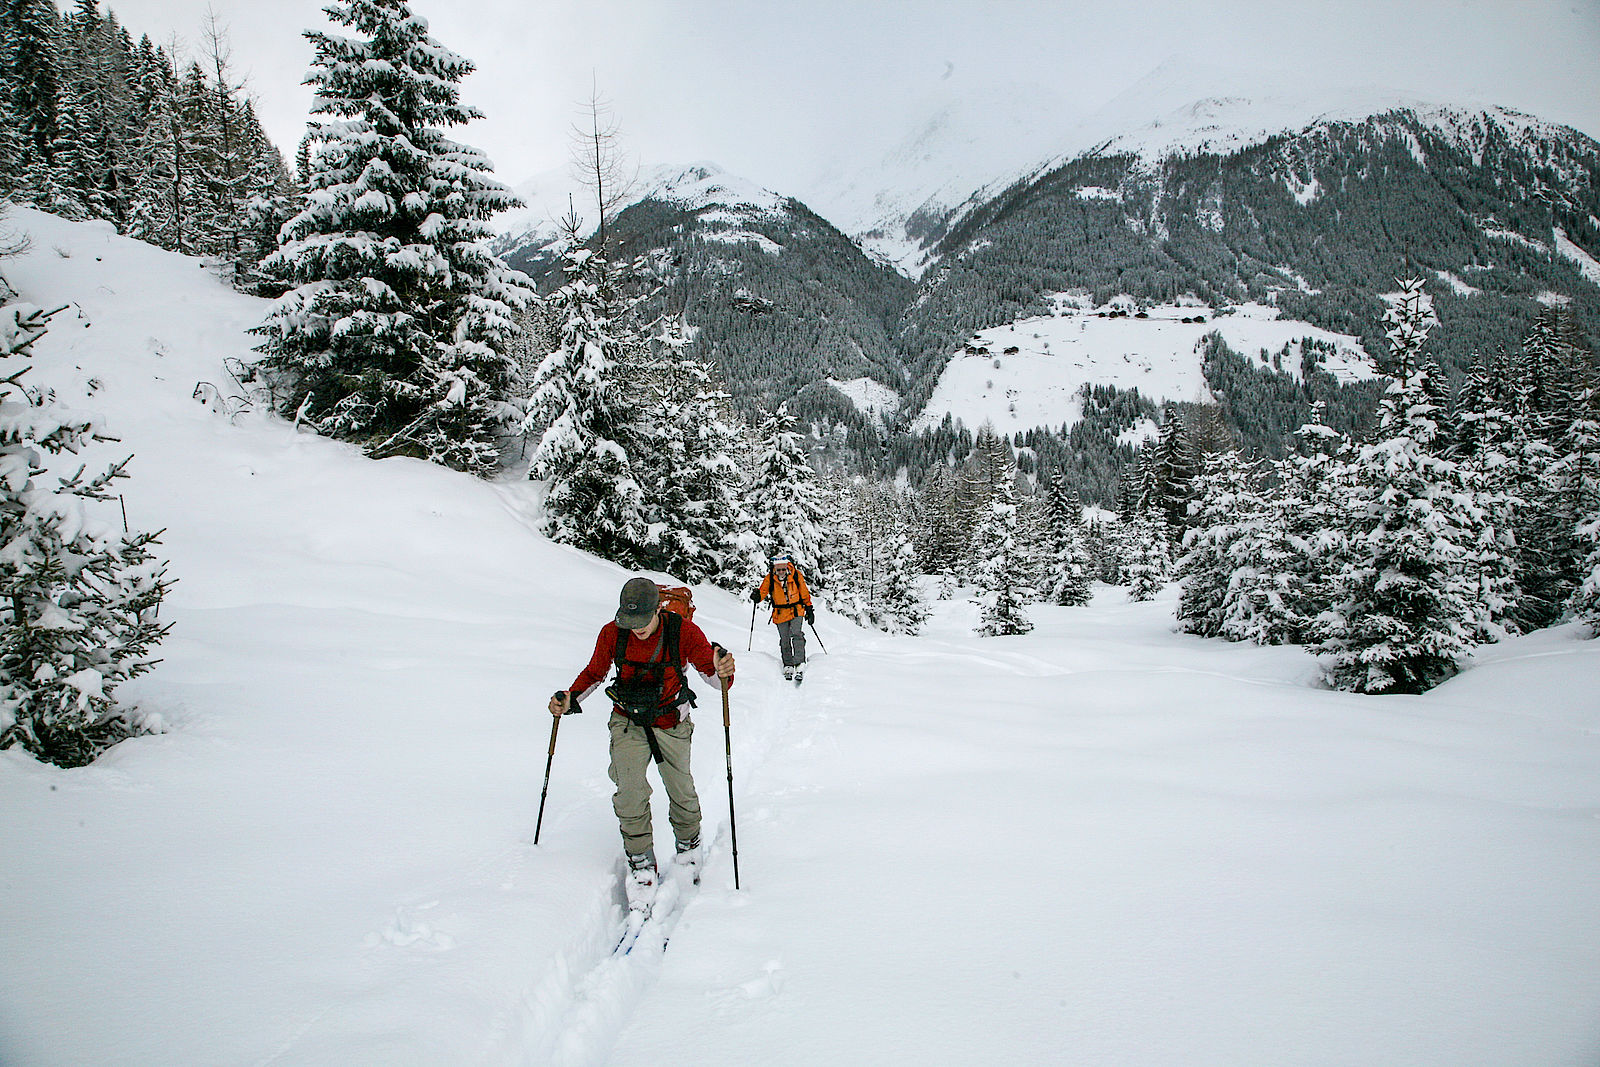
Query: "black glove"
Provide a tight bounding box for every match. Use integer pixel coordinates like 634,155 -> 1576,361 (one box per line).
750,588 -> 762,603
804,605 -> 814,622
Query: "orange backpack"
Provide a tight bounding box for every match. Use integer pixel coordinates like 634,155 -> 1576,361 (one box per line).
656,584 -> 695,621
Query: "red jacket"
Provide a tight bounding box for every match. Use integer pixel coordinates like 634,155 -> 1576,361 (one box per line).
569,614 -> 728,724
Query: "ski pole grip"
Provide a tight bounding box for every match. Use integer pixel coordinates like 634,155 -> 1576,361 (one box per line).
553,690 -> 582,715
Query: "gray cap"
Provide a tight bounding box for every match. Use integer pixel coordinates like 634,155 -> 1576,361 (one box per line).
615,577 -> 661,630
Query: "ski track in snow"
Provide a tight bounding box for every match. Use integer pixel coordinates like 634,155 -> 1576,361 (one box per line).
494,658 -> 806,1066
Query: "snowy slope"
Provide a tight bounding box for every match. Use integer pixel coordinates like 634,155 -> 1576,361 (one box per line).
2,210 -> 1599,1067
914,300 -> 1378,434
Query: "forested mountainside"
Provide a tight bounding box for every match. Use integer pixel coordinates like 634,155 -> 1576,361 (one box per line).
494,164 -> 915,445
494,105 -> 1600,501
898,106 -> 1600,413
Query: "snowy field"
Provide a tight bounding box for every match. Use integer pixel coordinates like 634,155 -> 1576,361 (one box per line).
2,210 -> 1599,1066
914,301 -> 1377,435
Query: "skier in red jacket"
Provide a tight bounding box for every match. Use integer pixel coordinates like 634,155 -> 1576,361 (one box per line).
549,577 -> 734,899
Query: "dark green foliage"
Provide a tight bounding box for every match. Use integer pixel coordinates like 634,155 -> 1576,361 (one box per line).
0,0 -> 297,273
1200,333 -> 1383,458
503,184 -> 916,448
0,299 -> 173,767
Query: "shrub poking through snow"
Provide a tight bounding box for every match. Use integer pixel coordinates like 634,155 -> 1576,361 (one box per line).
0,301 -> 172,766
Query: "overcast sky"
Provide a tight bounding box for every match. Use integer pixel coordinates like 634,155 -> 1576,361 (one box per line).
102,0 -> 1600,196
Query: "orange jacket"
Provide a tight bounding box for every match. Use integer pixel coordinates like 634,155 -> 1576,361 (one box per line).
757,567 -> 812,626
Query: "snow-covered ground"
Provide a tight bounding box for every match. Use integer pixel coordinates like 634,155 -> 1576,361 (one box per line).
914,301 -> 1377,434
827,376 -> 901,422
3,210 -> 1599,1066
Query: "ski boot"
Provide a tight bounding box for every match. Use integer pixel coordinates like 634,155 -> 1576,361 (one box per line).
674,833 -> 702,885
624,849 -> 657,913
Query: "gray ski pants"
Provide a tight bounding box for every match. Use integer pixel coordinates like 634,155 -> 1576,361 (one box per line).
608,715 -> 700,857
776,616 -> 806,667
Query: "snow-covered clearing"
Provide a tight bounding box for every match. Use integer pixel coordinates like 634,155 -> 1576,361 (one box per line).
1555,227 -> 1600,287
2,210 -> 1599,1066
914,302 -> 1377,434
827,376 -> 901,421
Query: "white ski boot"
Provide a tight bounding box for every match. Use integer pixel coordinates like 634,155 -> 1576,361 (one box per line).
624,850 -> 657,914
674,834 -> 702,885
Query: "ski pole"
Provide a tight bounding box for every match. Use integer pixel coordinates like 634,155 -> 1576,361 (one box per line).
720,669 -> 741,890
747,598 -> 757,651
806,616 -> 828,655
534,692 -> 578,844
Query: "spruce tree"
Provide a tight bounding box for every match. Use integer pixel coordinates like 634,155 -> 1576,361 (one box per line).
1147,407 -> 1200,530
1449,351 -> 1522,640
1122,506 -> 1173,603
1318,279 -> 1481,694
876,529 -> 929,635
631,321 -> 751,585
912,461 -> 965,586
0,299 -> 172,767
1177,451 -> 1252,637
972,470 -> 1034,636
746,404 -> 828,572
524,236 -> 649,563
253,0 -> 529,474
1564,369 -> 1600,635
1040,476 -> 1092,606
2,0 -> 63,199
1217,458 -> 1305,644
1283,412 -> 1361,645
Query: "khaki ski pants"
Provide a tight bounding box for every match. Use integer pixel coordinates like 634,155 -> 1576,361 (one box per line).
608,715 -> 700,857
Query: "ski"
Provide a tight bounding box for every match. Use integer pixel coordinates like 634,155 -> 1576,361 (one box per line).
611,852 -> 698,956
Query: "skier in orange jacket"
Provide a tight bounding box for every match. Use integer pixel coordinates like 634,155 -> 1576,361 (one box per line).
750,552 -> 813,680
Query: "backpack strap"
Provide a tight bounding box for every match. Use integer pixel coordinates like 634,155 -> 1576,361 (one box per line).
663,612 -> 696,710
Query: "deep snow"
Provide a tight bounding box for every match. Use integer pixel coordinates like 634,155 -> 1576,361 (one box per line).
2,209 -> 1598,1067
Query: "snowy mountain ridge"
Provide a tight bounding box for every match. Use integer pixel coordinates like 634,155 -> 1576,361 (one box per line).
498,67 -> 1598,285
492,161 -> 790,259
798,57 -> 1599,276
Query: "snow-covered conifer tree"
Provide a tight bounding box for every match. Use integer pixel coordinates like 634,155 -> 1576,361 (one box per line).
0,299 -> 172,767
1217,458 -> 1306,644
745,404 -> 827,572
1281,412 -> 1361,645
524,235 -> 649,563
878,531 -> 929,634
253,0 -> 529,474
972,467 -> 1034,636
1565,370 -> 1600,635
631,320 -> 750,586
1122,507 -> 1173,603
1318,279 -> 1481,693
1147,407 -> 1200,530
1040,476 -> 1092,606
1177,451 -> 1252,637
912,462 -> 965,590
1445,353 -> 1521,641
3,0 -> 63,205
